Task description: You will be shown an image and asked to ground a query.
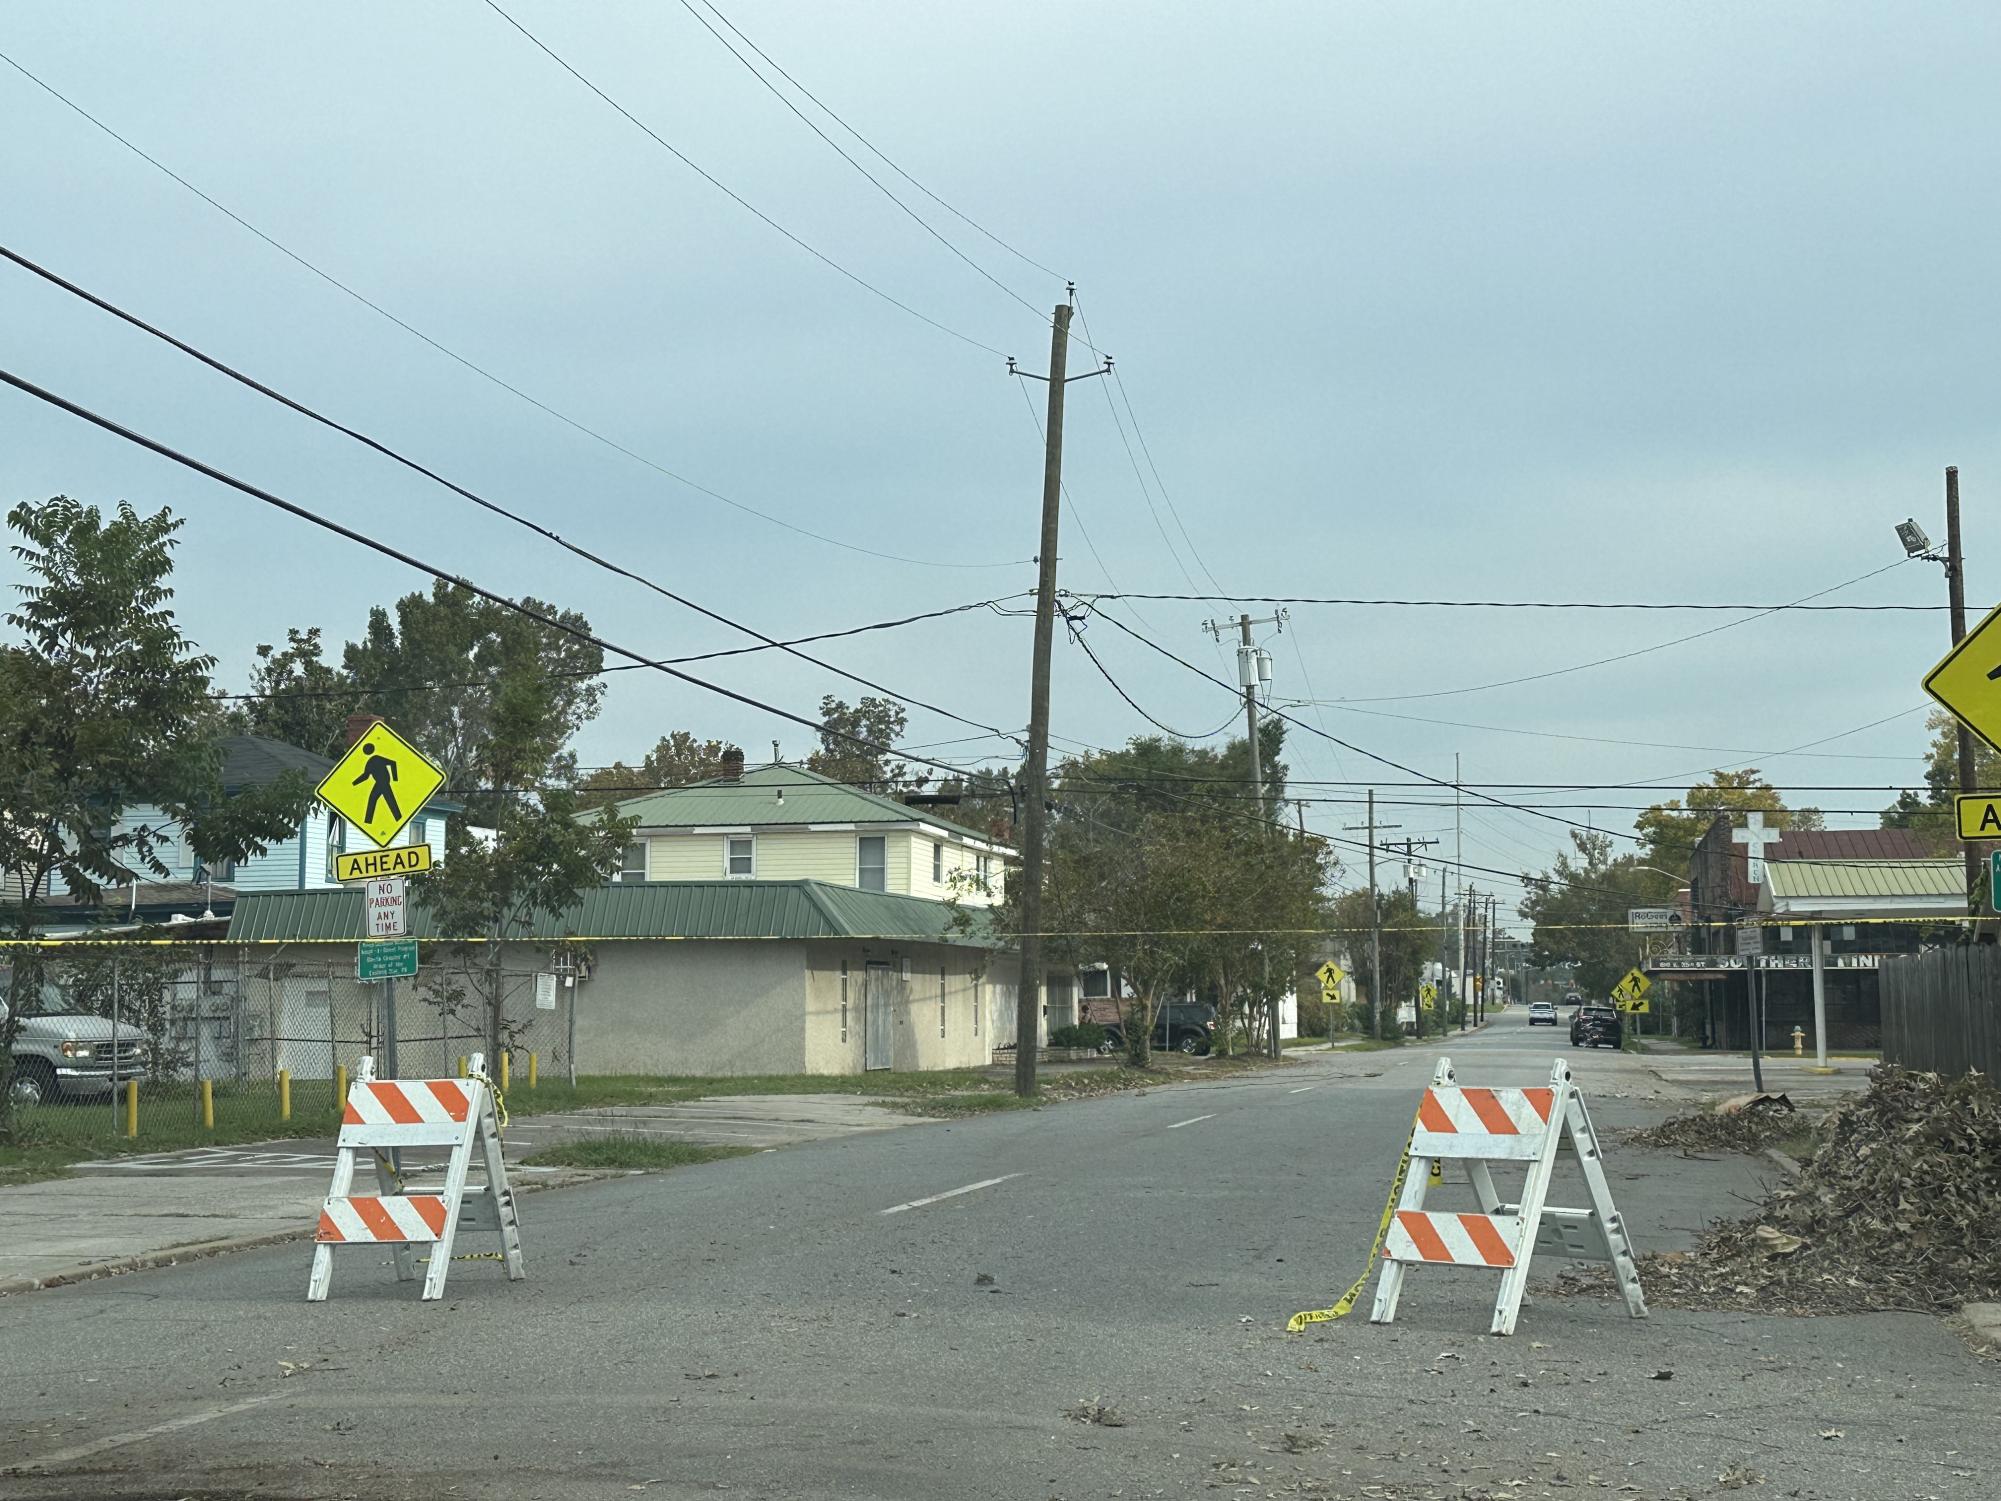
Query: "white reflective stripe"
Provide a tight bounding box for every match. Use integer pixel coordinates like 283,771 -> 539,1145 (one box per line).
383,1196 -> 439,1239
1498,1092 -> 1551,1135
1385,1211 -> 1519,1267
1430,1088 -> 1551,1138
321,1195 -> 445,1242
404,1083 -> 462,1126
320,1198 -> 371,1241
342,1079 -> 470,1127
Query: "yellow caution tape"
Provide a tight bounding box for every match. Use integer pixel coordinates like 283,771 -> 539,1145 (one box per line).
469,1068 -> 509,1130
1285,1110 -> 1421,1333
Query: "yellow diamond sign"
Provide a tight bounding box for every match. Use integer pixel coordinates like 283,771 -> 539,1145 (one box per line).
1924,601 -> 2001,754
315,720 -> 445,849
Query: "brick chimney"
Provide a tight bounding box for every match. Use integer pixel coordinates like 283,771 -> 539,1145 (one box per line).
344,713 -> 377,749
720,746 -> 745,783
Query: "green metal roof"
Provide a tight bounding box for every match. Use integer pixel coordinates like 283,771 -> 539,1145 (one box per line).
224,880 -> 1004,946
599,763 -> 1008,848
1764,859 -> 1964,902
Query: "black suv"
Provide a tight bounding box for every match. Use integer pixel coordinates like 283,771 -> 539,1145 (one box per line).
1096,1001 -> 1216,1057
1570,1003 -> 1623,1049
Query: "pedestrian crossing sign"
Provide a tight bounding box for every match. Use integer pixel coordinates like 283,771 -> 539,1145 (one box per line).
316,720 -> 445,849
1419,982 -> 1438,1010
1316,960 -> 1346,997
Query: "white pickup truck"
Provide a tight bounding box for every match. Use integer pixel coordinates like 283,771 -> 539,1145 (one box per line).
3,1004 -> 147,1105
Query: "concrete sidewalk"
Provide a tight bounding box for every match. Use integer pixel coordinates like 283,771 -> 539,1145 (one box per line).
0,1093 -> 933,1293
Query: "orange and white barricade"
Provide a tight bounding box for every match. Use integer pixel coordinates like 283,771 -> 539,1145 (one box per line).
1370,1057 -> 1645,1335
307,1052 -> 524,1302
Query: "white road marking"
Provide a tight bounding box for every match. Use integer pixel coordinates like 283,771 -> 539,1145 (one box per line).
1166,1113 -> 1217,1129
879,1173 -> 1022,1215
4,1393 -> 284,1473
1287,1086 -> 1319,1094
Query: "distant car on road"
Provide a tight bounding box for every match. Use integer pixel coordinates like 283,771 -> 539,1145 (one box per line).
1527,1000 -> 1558,1025
1570,1003 -> 1623,1049
1562,991 -> 1584,1008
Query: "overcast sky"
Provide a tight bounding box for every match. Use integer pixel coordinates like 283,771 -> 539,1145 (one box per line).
5,2 -> 1997,923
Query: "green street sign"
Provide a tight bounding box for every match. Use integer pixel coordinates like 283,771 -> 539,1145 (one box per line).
357,936 -> 419,982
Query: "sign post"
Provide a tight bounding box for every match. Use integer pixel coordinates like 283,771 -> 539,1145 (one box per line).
1316,960 -> 1346,1043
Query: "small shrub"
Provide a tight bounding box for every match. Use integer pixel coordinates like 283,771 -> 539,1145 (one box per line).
1049,1022 -> 1107,1050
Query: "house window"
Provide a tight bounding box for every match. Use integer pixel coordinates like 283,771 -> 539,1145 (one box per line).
618,842 -> 648,883
975,853 -> 992,888
840,961 -> 850,1043
858,835 -> 887,892
725,834 -> 755,878
940,966 -> 948,1037
932,840 -> 944,883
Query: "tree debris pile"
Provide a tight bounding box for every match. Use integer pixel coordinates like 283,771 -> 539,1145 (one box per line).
1639,1067 -> 2001,1314
1624,1095 -> 1802,1154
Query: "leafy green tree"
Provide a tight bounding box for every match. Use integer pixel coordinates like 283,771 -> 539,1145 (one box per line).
230,626 -> 360,756
0,497 -> 309,1138
805,695 -> 927,792
577,731 -> 737,811
1328,886 -> 1433,1039
340,581 -> 605,819
1518,831 -> 1675,999
1880,711 -> 1994,855
1634,769 -> 1821,873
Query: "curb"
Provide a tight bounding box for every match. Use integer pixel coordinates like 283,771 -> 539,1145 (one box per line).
0,1167 -> 610,1299
1763,1147 -> 1803,1177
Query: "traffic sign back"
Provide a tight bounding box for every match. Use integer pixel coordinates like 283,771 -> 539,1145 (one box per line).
1923,602 -> 2001,754
317,721 -> 445,850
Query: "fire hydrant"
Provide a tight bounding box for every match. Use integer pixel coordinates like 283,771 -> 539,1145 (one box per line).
1791,1026 -> 1804,1057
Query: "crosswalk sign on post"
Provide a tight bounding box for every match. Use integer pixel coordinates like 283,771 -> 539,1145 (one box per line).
316,720 -> 445,850
1316,960 -> 1346,1002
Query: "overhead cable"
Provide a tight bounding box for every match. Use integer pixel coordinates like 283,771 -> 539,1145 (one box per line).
0,54 -> 1019,571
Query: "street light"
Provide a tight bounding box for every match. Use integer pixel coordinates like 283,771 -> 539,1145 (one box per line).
1896,517 -> 1936,560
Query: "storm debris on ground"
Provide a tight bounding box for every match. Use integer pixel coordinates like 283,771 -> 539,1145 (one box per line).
1623,1096 -> 1805,1155
1617,1067 -> 2001,1314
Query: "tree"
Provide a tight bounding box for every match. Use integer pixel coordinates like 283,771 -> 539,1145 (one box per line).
805,695 -> 927,792
1328,886 -> 1433,1040
1634,769 -> 1821,874
230,626 -> 360,757
340,581 -> 605,820
577,731 -> 736,811
1880,711 -> 1994,855
1518,831 -> 1674,999
0,497 -> 310,1139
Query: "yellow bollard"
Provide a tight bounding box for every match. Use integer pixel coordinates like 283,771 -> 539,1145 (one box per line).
200,1078 -> 215,1130
528,1051 -> 538,1090
334,1063 -> 348,1110
279,1068 -> 291,1122
457,1056 -> 467,1079
124,1079 -> 138,1138
500,1050 -> 511,1091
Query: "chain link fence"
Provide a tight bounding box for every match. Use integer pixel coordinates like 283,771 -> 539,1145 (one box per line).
5,944 -> 575,1149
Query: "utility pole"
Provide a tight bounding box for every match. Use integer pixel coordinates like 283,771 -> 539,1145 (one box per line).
1346,794 -> 1397,1039
1008,298 -> 1111,1098
1204,610 -> 1288,1055
1382,837 -> 1438,1034
1946,467 -> 1981,924
1439,862 -> 1452,1032
1454,752 -> 1466,1029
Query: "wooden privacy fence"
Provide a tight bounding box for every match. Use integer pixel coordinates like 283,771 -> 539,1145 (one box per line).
1879,946 -> 2001,1078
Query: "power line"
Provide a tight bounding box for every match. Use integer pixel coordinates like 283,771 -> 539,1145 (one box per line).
0,244 -> 1025,745
0,52 -> 1020,572
1281,695 -> 1926,762
483,1 -> 1020,359
0,365 -> 1011,785
674,0 -> 1053,322
1061,608 -> 1238,741
1077,591 -> 1943,611
214,596 -> 1029,702
691,1 -> 1066,284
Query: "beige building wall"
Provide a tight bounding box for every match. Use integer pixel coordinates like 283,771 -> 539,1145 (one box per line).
574,941 -> 809,1076
802,941 -> 997,1073
634,826 -> 1000,904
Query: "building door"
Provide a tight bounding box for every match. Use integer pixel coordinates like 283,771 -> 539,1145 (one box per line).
864,962 -> 894,1070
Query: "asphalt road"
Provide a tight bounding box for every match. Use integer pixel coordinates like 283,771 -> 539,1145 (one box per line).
2,1012 -> 1994,1501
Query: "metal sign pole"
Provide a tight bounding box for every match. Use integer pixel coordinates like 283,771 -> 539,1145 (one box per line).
382,975 -> 398,1079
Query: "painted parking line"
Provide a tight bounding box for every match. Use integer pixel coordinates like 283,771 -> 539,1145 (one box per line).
1287,1086 -> 1319,1095
879,1173 -> 1022,1216
1165,1114 -> 1217,1129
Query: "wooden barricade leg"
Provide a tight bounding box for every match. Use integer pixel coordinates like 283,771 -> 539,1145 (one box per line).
1564,1091 -> 1648,1318
1370,1059 -> 1455,1325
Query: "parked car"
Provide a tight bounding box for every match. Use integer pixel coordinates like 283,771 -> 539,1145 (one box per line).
2,1004 -> 147,1105
1563,991 -> 1584,1008
1569,1003 -> 1623,1049
1095,1001 -> 1217,1057
1527,1000 -> 1558,1026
